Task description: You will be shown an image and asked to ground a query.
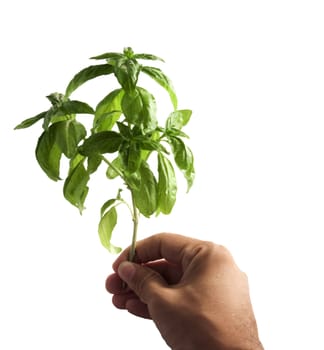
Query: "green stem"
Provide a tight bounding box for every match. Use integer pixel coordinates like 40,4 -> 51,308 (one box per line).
129,190 -> 139,262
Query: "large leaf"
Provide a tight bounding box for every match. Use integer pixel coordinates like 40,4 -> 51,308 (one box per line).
54,120 -> 87,159
79,131 -> 122,155
35,128 -> 62,181
170,137 -> 195,191
121,87 -> 157,132
94,89 -> 124,131
157,153 -> 177,214
98,206 -> 121,254
141,66 -> 177,109
14,111 -> 47,130
63,160 -> 89,213
131,162 -> 157,217
65,64 -> 114,97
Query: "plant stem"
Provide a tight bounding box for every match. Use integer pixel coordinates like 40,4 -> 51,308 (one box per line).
129,191 -> 139,262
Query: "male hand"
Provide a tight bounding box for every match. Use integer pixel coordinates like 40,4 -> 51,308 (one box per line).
106,233 -> 263,350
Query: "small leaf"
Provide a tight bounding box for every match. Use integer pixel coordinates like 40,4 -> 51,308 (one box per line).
106,156 -> 123,179
114,58 -> 140,92
131,162 -> 157,217
54,100 -> 94,117
166,110 -> 192,130
141,66 -> 177,109
133,53 -> 165,62
134,136 -> 168,153
46,92 -> 66,106
79,131 -> 122,155
14,111 -> 47,130
65,64 -> 114,97
100,198 -> 117,217
35,128 -> 62,181
170,137 -> 195,191
98,207 -> 121,254
42,109 -> 55,131
121,88 -> 157,132
90,52 -> 124,60
63,160 -> 90,213
157,153 -> 177,214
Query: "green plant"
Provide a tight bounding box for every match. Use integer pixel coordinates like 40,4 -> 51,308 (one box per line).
15,47 -> 195,260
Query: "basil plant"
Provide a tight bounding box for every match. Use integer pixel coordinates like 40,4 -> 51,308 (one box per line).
15,47 -> 195,260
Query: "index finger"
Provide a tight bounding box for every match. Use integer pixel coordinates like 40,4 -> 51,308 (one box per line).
112,232 -> 203,271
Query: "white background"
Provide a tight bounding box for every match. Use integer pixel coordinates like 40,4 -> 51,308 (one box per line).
1,1 -> 324,349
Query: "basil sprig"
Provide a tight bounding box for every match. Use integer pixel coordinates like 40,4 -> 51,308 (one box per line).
15,47 -> 195,258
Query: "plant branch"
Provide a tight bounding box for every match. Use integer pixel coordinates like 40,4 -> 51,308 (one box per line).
129,190 -> 139,262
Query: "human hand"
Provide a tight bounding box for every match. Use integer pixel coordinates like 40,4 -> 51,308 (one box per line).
106,233 -> 263,350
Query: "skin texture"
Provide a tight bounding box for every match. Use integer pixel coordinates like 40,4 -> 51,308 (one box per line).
106,233 -> 264,350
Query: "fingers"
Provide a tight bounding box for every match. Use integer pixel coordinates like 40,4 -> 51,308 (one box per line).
106,259 -> 183,296
106,273 -> 152,319
112,292 -> 151,319
112,233 -> 201,271
117,261 -> 167,304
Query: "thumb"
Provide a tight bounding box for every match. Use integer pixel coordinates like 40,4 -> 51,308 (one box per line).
118,261 -> 166,303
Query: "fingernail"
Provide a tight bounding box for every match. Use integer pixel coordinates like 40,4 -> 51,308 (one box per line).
118,261 -> 136,282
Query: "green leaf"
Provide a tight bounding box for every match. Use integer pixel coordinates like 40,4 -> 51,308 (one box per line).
114,57 -> 140,92
131,162 -> 157,217
121,87 -> 157,132
134,136 -> 168,153
42,109 -> 55,131
54,120 -> 87,159
35,128 -> 62,181
166,110 -> 192,130
133,53 -> 165,62
94,89 -> 124,131
100,198 -> 117,217
106,156 -> 123,179
90,52 -> 124,60
170,137 -> 195,191
14,111 -> 47,129
98,206 -> 121,254
79,131 -> 122,155
141,66 -> 177,109
157,153 -> 177,214
63,160 -> 90,213
127,142 -> 141,173
54,100 -> 94,117
46,92 -> 66,106
65,64 -> 114,97
87,154 -> 102,174
69,153 -> 85,174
